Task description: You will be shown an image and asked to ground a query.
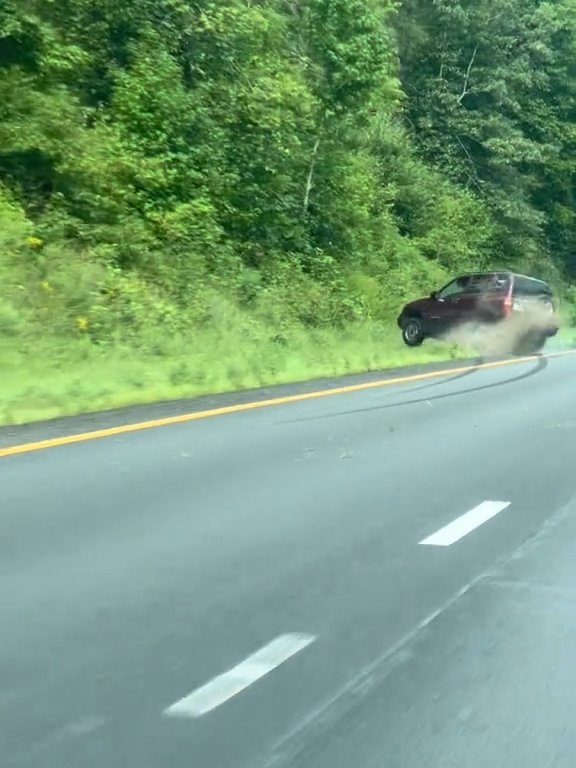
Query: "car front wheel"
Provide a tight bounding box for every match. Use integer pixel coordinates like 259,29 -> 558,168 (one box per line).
402,317 -> 425,347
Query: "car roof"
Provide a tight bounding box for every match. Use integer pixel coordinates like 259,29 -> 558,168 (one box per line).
458,271 -> 550,286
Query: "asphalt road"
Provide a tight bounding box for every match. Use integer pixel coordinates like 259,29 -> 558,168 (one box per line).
3,350 -> 576,768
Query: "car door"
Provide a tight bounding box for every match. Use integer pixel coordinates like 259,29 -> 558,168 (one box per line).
429,276 -> 472,334
450,274 -> 489,325
476,273 -> 511,323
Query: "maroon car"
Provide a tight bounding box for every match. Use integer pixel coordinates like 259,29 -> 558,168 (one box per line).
397,271 -> 559,354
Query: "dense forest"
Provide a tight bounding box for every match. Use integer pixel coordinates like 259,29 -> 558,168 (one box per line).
0,0 -> 575,420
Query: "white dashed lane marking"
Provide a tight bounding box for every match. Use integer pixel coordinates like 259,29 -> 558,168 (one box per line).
164,634 -> 316,718
420,501 -> 511,547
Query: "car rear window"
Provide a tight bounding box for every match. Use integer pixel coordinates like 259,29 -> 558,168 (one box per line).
513,276 -> 552,297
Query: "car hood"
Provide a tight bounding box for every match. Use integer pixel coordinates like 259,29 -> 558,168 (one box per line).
403,297 -> 429,311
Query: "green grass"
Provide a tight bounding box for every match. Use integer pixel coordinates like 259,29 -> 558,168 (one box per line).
0,323 -> 467,426
3,320 -> 574,428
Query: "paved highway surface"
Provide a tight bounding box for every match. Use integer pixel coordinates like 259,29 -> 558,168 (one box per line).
3,350 -> 576,767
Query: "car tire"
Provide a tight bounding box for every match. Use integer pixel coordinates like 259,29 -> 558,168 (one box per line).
402,317 -> 425,347
513,331 -> 546,356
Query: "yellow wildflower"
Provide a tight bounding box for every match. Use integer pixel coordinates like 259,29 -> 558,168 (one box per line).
76,316 -> 90,331
25,236 -> 44,250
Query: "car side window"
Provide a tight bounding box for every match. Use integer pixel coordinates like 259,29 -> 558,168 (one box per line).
438,277 -> 468,299
464,276 -> 488,295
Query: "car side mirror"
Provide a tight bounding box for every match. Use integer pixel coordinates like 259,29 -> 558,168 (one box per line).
430,291 -> 438,300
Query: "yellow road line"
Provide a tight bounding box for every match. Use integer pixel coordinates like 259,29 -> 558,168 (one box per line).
1,349 -> 575,459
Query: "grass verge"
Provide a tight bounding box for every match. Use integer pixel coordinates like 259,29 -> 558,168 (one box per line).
3,321 -> 574,429
1,323 -> 468,426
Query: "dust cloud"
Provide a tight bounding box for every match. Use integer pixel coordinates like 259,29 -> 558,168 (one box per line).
441,301 -> 560,356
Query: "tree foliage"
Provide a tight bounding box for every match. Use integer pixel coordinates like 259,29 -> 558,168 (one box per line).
397,0 -> 575,272
0,0 -> 573,344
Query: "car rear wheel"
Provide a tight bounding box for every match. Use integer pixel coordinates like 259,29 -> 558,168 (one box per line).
402,317 -> 425,347
513,331 -> 546,356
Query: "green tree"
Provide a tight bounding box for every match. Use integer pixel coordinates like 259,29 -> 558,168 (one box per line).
397,0 -> 576,270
